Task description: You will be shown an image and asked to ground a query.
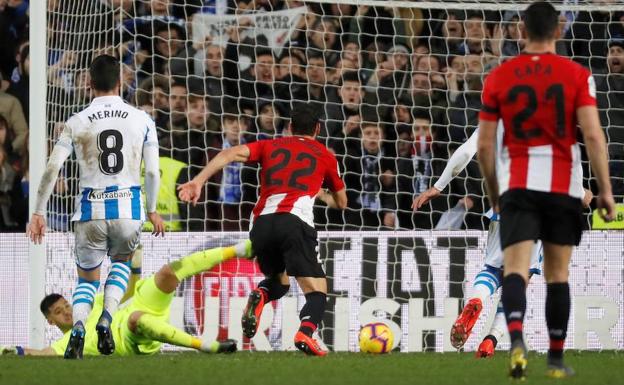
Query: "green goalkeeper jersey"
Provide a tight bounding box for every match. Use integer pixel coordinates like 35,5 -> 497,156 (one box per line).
51,293 -> 162,356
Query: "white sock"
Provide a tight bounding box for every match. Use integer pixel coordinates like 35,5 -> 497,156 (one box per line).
488,302 -> 507,341
103,262 -> 131,317
470,267 -> 501,303
72,280 -> 99,327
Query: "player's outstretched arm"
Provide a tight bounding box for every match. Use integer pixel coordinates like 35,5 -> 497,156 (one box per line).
477,120 -> 500,211
412,129 -> 479,210
577,106 -> 616,221
178,145 -> 251,205
27,141 -> 72,244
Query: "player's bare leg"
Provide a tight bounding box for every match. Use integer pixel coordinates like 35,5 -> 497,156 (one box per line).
65,266 -> 101,359
293,277 -> 328,356
542,242 -> 575,378
502,240 -> 532,379
242,272 -> 290,339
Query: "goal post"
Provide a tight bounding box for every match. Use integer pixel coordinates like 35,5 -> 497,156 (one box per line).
28,0 -> 48,350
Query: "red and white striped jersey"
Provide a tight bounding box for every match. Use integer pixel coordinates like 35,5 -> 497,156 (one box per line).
245,136 -> 345,227
479,53 -> 596,199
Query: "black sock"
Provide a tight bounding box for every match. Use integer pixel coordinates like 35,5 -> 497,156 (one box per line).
298,292 -> 327,337
546,282 -> 570,363
501,273 -> 527,345
257,278 -> 290,302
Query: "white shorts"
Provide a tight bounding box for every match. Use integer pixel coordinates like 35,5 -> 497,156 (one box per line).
74,219 -> 142,270
485,219 -> 543,274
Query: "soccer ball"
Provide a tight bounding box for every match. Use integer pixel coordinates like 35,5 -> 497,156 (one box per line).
358,322 -> 394,354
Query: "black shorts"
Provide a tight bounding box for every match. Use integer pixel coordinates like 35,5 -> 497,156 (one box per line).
499,189 -> 584,249
250,213 -> 325,278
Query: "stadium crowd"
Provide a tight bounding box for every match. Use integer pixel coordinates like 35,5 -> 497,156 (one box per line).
0,0 -> 623,232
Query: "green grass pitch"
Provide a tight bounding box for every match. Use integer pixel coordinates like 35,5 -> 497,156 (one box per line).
1,351 -> 622,385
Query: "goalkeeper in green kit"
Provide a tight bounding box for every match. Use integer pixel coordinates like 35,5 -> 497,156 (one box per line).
1,241 -> 252,357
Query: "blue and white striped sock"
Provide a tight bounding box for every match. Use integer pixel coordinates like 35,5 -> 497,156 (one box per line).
470,266 -> 502,303
103,261 -> 131,318
72,278 -> 100,327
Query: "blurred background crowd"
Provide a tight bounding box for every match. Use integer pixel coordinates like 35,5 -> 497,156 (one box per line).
0,0 -> 623,232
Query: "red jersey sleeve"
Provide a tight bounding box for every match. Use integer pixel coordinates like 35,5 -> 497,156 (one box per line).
575,67 -> 597,109
245,140 -> 265,163
323,153 -> 345,192
479,71 -> 500,122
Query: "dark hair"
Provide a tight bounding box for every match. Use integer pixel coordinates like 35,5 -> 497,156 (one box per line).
412,108 -> 432,122
40,293 -> 64,316
254,47 -> 274,62
222,102 -> 241,121
523,1 -> 559,42
339,70 -> 361,86
89,55 -> 120,91
290,103 -> 319,136
306,49 -> 324,62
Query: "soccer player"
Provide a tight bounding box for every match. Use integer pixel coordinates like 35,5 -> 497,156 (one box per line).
413,125 -> 593,358
178,104 -> 347,356
27,55 -> 165,358
477,1 -> 615,379
0,242 -> 252,357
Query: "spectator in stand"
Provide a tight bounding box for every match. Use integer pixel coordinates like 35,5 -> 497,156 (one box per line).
187,95 -> 220,169
276,53 -> 306,82
463,12 -> 491,55
431,11 -> 465,57
411,112 -> 433,196
410,71 -> 447,130
368,44 -> 412,110
490,11 -> 523,58
72,69 -> 92,109
193,43 -> 225,114
0,142 -> 18,231
328,113 -> 361,169
138,20 -> 187,78
344,122 -> 396,230
223,20 -> 290,112
394,125 -> 415,229
566,5 -> 624,70
598,40 -> 624,198
0,0 -> 28,83
209,105 -> 249,231
323,71 -> 366,148
159,81 -> 198,165
447,54 -> 484,145
342,41 -> 362,70
7,43 -> 28,121
295,50 -> 330,112
0,73 -> 27,156
381,96 -> 413,157
306,17 -> 340,66
254,101 -> 284,140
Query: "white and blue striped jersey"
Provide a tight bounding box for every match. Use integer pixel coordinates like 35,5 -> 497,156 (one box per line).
54,96 -> 159,222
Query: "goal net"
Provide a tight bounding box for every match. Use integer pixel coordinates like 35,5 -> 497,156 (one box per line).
15,0 -> 624,352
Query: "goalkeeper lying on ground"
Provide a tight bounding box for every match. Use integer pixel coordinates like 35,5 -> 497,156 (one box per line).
1,241 -> 252,357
